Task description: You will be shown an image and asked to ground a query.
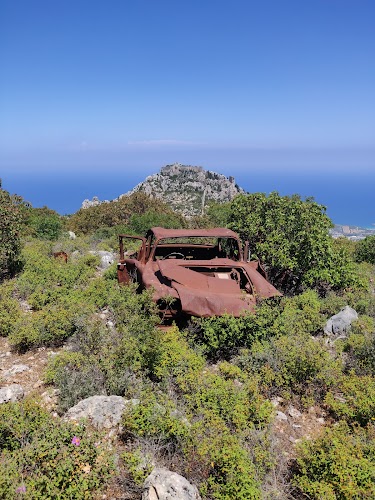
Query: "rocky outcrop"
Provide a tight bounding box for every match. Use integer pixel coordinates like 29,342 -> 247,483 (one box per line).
142,468 -> 201,500
89,250 -> 116,269
81,196 -> 109,209
64,395 -> 139,433
80,164 -> 245,217
324,306 -> 358,339
125,163 -> 244,216
0,384 -> 24,404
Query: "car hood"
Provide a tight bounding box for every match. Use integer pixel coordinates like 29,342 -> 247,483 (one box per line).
156,258 -> 280,317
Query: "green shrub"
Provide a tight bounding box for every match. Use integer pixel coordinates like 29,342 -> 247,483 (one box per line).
150,325 -> 205,382
325,373 -> 375,425
122,392 -> 264,500
9,303 -> 79,351
27,207 -> 63,240
355,234 -> 375,264
272,290 -> 323,336
185,412 -> 262,499
0,185 -> 27,280
292,421 -> 375,499
45,350 -> 106,413
0,399 -> 114,499
344,328 -> 375,376
239,332 -> 341,403
189,291 -> 325,362
229,192 -> 361,294
0,283 -> 23,337
188,300 -> 280,361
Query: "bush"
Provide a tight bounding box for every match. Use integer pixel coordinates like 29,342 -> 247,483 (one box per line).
0,399 -> 114,499
188,291 -> 324,362
67,192 -> 182,235
292,421 -> 375,499
0,185 -> 27,280
344,322 -> 375,376
239,332 -> 341,403
229,192 -> 361,294
325,373 -> 375,426
27,207 -> 63,240
355,234 -> 375,264
122,390 -> 265,500
187,300 -> 280,361
9,302 -> 81,351
0,282 -> 22,337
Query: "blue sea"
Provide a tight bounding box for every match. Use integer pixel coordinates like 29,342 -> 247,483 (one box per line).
1,168 -> 374,229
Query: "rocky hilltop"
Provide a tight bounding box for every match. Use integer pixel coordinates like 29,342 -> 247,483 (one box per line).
81,163 -> 244,216
122,163 -> 244,216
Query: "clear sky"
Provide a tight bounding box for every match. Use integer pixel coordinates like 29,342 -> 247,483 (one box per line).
1,0 -> 374,175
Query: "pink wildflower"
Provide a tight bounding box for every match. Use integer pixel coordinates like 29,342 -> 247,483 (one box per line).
71,436 -> 81,446
16,485 -> 26,494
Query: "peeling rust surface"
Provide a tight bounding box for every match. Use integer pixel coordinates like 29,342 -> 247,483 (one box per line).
117,227 -> 281,318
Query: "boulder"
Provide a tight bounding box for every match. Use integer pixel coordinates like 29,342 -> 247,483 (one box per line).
64,395 -> 138,432
89,251 -> 116,269
68,231 -> 76,240
324,306 -> 358,338
3,364 -> 30,379
142,468 -> 201,500
0,384 -> 24,404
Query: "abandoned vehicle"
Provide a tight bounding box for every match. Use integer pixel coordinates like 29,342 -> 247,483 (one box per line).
117,227 -> 281,319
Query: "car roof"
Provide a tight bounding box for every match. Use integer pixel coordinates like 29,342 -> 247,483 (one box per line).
150,227 -> 240,240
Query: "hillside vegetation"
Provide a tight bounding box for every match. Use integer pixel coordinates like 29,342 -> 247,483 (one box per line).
1,182 -> 375,499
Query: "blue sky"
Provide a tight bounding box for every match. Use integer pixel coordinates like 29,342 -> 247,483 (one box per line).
1,0 -> 374,176
0,0 -> 375,169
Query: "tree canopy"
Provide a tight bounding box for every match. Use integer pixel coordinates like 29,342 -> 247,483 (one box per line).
229,192 -> 359,294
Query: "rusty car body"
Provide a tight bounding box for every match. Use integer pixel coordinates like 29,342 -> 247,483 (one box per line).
117,227 -> 281,319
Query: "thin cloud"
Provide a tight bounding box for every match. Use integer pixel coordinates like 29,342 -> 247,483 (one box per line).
127,139 -> 202,147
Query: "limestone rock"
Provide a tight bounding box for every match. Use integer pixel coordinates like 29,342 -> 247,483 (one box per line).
3,364 -> 30,378
287,406 -> 302,419
126,164 -> 244,217
275,411 -> 288,422
64,395 -> 138,431
0,384 -> 24,404
324,306 -> 358,338
89,251 -> 116,269
142,468 -> 201,500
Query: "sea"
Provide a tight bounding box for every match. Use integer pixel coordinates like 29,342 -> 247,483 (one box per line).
1,168 -> 374,229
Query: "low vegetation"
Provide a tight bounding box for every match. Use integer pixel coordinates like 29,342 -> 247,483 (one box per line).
1,182 -> 375,498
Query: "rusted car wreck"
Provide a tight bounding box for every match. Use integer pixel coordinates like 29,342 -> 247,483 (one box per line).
117,227 -> 281,319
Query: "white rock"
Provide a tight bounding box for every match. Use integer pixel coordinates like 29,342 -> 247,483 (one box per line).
288,406 -> 302,419
0,384 -> 24,403
275,411 -> 288,421
3,364 -> 30,378
324,306 -> 358,337
64,395 -> 139,432
89,251 -> 116,269
142,468 -> 201,500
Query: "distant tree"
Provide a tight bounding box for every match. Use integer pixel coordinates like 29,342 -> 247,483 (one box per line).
229,192 -> 360,294
27,206 -> 63,240
0,183 -> 29,280
355,235 -> 375,264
